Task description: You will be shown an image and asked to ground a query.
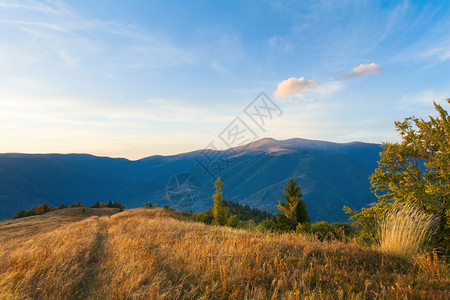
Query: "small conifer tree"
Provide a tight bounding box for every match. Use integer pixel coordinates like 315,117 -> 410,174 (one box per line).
212,177 -> 228,226
276,178 -> 309,231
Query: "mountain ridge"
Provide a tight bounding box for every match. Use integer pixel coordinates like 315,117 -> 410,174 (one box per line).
0,137 -> 382,221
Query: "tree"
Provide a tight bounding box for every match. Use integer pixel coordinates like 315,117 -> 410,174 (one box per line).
34,204 -> 45,215
90,201 -> 100,208
212,177 -> 228,226
345,99 -> 449,249
276,178 -> 310,231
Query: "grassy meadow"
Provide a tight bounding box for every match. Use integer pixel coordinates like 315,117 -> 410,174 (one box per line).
0,207 -> 448,299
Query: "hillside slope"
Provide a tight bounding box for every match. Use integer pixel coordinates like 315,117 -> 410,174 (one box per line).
0,138 -> 382,221
0,208 -> 447,299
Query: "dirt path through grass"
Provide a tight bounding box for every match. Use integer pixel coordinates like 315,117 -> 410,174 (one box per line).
76,216 -> 111,298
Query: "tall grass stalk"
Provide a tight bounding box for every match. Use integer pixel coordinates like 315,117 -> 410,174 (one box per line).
379,203 -> 435,257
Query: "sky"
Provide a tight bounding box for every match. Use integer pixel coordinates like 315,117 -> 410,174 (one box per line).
0,0 -> 449,159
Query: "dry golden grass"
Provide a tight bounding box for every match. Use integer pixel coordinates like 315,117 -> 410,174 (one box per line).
379,204 -> 435,257
0,207 -> 119,244
0,207 -> 448,299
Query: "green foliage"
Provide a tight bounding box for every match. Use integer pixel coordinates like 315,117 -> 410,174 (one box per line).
227,215 -> 239,228
193,210 -> 214,224
144,202 -> 153,208
58,203 -> 67,209
12,203 -> 53,219
222,200 -> 273,223
192,200 -> 273,228
256,218 -> 277,232
298,221 -> 355,241
276,178 -> 310,231
345,99 -> 449,251
212,177 -> 228,226
12,210 -> 31,219
89,201 -> 100,208
343,202 -> 391,243
69,201 -> 84,208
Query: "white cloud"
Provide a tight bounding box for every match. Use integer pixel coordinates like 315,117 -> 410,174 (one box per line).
273,77 -> 316,98
341,63 -> 383,79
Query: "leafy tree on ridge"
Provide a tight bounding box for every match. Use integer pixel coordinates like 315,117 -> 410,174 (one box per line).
345,99 -> 449,250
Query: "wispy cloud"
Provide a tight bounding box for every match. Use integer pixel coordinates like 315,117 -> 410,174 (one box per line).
340,63 -> 383,79
273,77 -> 316,98
417,45 -> 450,63
0,0 -> 192,72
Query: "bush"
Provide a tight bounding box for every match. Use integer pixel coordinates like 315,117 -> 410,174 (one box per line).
194,211 -> 213,224
69,201 -> 84,208
34,204 -> 45,215
297,221 -> 355,241
89,201 -> 100,208
58,203 -> 67,209
379,204 -> 435,257
227,215 -> 239,228
257,218 -> 277,232
12,203 -> 53,219
99,202 -> 107,208
13,210 -> 28,219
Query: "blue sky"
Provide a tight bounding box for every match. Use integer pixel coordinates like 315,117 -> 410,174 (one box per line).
0,0 -> 449,159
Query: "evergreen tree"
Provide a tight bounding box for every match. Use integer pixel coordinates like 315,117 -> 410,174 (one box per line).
276,178 -> 309,231
212,177 -> 228,226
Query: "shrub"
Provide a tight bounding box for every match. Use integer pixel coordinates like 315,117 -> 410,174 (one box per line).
99,202 -> 107,208
58,203 -> 67,209
194,211 -> 213,224
12,203 -> 53,219
297,221 -> 355,241
227,215 -> 239,228
69,201 -> 84,208
89,201 -> 100,208
379,204 -> 435,257
257,218 -> 277,232
13,210 -> 28,219
34,205 -> 45,215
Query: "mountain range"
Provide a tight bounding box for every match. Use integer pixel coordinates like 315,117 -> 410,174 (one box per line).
0,137 -> 382,221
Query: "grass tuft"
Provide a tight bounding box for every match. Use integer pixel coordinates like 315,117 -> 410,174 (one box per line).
379,203 -> 435,257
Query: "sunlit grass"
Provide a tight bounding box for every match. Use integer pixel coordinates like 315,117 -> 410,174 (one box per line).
0,207 -> 448,299
379,204 -> 435,257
